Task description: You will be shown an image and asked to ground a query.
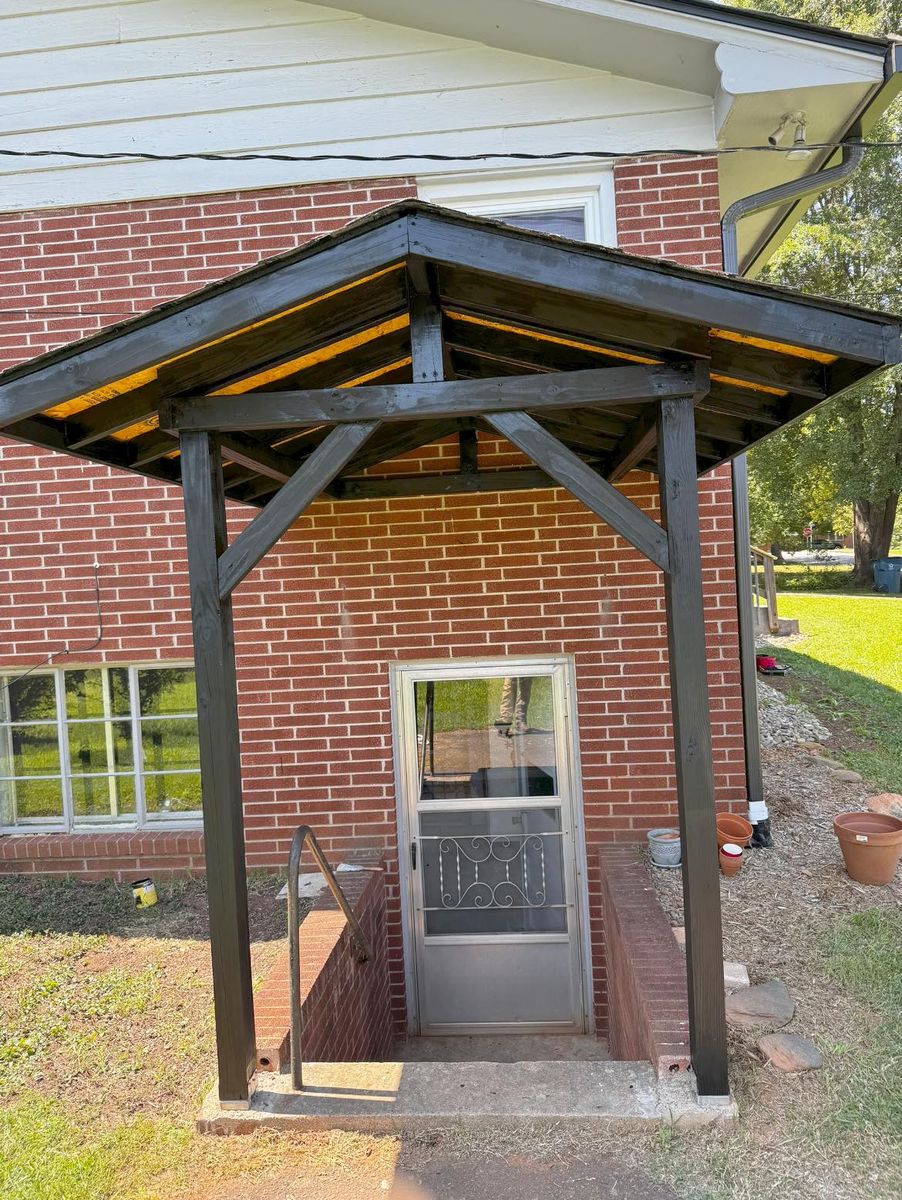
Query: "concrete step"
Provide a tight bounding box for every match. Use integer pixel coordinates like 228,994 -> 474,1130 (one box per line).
198,1060 -> 736,1134
396,1035 -> 611,1063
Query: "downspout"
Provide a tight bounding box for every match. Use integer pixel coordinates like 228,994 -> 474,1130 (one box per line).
721,132 -> 865,275
721,134 -> 866,846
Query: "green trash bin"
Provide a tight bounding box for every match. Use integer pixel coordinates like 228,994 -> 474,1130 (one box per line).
873,557 -> 902,594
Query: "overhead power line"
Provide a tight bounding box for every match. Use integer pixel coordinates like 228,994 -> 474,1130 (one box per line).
0,141 -> 900,166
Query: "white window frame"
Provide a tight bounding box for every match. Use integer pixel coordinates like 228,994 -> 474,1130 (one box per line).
0,662 -> 202,834
416,163 -> 618,246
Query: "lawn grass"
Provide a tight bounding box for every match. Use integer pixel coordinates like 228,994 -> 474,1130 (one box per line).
808,909 -> 902,1160
770,593 -> 901,790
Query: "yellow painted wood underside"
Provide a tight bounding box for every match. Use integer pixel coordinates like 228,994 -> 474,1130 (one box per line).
710,328 -> 837,364
210,314 -> 409,395
447,312 -> 787,395
445,310 -> 659,366
42,263 -> 404,422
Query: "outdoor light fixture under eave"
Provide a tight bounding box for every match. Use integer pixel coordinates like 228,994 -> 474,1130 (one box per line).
768,112 -> 812,161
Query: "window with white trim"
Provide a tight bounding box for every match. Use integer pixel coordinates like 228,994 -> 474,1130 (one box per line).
0,665 -> 201,831
417,164 -> 617,245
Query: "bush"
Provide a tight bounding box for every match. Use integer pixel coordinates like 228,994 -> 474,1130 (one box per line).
771,565 -> 856,592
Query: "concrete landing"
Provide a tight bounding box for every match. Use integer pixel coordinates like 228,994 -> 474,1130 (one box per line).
397,1035 -> 610,1063
198,1060 -> 736,1134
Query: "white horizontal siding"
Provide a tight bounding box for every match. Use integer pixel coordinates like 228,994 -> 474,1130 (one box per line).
0,0 -> 713,211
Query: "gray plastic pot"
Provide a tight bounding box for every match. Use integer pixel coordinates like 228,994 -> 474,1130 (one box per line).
647,827 -> 681,868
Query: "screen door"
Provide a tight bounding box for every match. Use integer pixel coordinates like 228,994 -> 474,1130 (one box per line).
393,659 -> 587,1034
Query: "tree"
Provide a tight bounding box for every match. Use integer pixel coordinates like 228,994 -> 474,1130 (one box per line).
737,0 -> 902,582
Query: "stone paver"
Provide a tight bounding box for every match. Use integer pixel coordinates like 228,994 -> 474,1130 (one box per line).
867,792 -> 902,817
758,1033 -> 823,1073
725,980 -> 794,1030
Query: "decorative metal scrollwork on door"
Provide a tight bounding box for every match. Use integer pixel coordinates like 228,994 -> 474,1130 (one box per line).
421,832 -> 563,911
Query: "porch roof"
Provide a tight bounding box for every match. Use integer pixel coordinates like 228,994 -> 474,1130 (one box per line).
0,200 -> 898,505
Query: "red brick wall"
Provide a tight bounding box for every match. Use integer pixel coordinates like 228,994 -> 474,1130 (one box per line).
254,861 -> 393,1072
0,162 -> 741,1037
613,155 -> 723,269
1,179 -> 417,366
599,846 -> 690,1075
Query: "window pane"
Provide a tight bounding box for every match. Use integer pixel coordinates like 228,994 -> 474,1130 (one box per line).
141,718 -> 200,771
144,772 -> 202,816
2,675 -> 57,723
138,668 -> 197,716
0,776 -> 64,822
71,775 -> 136,820
64,669 -> 106,719
493,208 -> 585,240
415,675 -> 557,801
108,668 -> 131,717
67,720 -> 133,775
1,724 -> 62,777
420,806 -> 567,935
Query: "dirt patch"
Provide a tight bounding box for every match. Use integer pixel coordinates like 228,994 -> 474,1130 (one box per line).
0,874 -> 293,1124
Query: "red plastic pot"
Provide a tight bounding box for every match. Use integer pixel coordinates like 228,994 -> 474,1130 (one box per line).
833,812 -> 902,886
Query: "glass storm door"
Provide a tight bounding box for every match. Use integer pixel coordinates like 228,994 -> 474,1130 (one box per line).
393,660 -> 587,1034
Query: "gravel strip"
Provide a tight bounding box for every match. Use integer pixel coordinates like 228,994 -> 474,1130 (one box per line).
757,680 -> 831,748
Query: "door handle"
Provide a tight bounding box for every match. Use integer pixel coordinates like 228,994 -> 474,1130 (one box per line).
410,839 -> 417,871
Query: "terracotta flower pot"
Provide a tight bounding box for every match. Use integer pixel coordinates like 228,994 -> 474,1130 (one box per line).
716,813 -> 753,849
719,843 -> 743,877
833,812 -> 902,886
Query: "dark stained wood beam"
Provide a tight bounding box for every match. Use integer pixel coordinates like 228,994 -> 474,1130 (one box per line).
731,453 -> 765,815
409,211 -> 898,364
65,382 -> 163,450
487,409 -> 669,572
606,411 -> 658,483
129,430 -> 179,467
180,430 -> 256,1106
217,433 -> 301,484
458,426 -> 478,473
163,363 -> 706,431
217,421 -> 378,598
657,395 -> 729,1097
408,264 -> 447,384
332,466 -> 555,499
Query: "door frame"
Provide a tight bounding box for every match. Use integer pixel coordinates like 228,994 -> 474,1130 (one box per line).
389,653 -> 594,1036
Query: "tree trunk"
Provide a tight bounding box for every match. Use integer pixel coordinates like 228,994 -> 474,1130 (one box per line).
852,494 -> 899,585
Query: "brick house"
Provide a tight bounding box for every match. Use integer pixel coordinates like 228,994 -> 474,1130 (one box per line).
0,1 -> 899,1102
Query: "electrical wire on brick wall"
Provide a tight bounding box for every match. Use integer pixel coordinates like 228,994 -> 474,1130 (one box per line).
0,561 -> 105,702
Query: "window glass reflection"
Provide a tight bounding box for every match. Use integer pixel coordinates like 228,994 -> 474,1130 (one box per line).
415,675 -> 557,801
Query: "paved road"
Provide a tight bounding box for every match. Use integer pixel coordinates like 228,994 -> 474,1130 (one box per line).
781,550 -> 853,566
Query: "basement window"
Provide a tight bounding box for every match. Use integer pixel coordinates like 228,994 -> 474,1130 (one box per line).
417,164 -> 617,245
0,665 -> 201,832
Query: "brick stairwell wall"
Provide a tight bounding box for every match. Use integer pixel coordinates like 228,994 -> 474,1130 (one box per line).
254,859 -> 393,1072
599,845 -> 690,1077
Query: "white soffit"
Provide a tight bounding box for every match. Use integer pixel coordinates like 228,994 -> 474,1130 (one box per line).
331,0 -> 886,100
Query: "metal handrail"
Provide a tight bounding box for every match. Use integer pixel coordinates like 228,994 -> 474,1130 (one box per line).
287,825 -> 372,1091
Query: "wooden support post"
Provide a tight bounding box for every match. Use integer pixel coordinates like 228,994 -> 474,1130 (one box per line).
657,396 -> 729,1098
731,454 -> 765,813
180,430 -> 256,1107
